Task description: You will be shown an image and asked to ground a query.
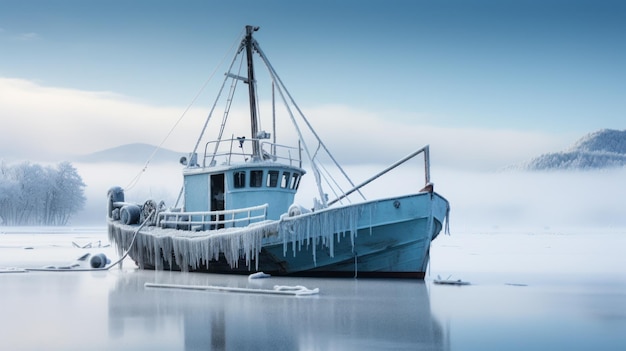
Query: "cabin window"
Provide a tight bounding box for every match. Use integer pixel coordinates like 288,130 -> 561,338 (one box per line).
291,173 -> 301,190
250,170 -> 263,188
267,170 -> 279,187
233,171 -> 246,188
280,172 -> 291,188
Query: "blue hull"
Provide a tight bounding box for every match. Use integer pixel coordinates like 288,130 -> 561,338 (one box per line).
261,192 -> 448,278
265,224 -> 439,278
108,192 -> 449,278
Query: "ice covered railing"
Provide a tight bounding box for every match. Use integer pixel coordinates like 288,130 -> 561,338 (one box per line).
108,202 -> 376,272
202,137 -> 302,167
157,204 -> 269,231
108,220 -> 279,271
326,145 -> 432,206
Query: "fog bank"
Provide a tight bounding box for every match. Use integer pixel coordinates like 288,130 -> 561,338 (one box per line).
72,162 -> 626,230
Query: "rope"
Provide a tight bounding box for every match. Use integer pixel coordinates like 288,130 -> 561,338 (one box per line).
205,52 -> 245,166
24,210 -> 155,272
124,30 -> 244,191
144,282 -> 319,296
103,209 -> 155,269
254,42 -> 365,206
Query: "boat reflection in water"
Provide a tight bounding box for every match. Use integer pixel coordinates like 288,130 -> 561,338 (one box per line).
108,271 -> 448,350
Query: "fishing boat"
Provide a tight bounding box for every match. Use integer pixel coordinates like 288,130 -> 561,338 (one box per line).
107,26 -> 450,278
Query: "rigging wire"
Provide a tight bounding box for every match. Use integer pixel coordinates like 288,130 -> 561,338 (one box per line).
193,42 -> 245,159
209,51 -> 246,164
124,30 -> 245,192
262,61 -> 327,206
309,143 -> 351,202
176,31 -> 246,208
317,160 -> 350,205
254,42 -> 366,205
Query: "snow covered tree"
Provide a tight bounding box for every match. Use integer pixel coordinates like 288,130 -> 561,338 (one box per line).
46,162 -> 86,225
0,161 -> 86,225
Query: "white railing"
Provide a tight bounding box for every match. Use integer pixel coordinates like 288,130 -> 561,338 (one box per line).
157,204 -> 269,230
327,145 -> 431,206
202,138 -> 302,167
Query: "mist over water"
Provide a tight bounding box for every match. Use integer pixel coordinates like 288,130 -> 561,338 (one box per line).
72,161 -> 626,230
73,162 -> 181,224
4,160 -> 625,351
436,167 -> 626,230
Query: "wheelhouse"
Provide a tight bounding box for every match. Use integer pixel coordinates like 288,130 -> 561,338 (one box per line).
182,163 -> 305,222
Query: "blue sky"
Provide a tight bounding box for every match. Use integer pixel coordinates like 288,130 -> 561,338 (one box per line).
1,0 -> 624,169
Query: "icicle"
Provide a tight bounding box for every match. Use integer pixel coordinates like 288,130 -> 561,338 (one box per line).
108,201 -> 376,272
278,202 -> 366,263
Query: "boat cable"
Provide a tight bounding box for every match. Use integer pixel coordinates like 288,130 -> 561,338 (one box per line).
103,209 -> 155,269
206,52 -> 246,162
256,53 -> 327,206
317,159 -> 351,205
124,30 -> 245,192
24,210 -> 155,272
173,47 -> 245,208
310,143 -> 348,203
254,43 -> 366,204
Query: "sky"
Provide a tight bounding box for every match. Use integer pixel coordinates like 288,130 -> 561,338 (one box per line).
1,0 -> 625,170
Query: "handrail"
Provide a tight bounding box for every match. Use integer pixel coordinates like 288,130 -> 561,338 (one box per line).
157,203 -> 269,229
327,145 -> 431,207
202,138 -> 302,167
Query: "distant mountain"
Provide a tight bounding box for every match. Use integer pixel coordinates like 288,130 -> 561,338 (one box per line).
75,143 -> 186,164
520,129 -> 626,170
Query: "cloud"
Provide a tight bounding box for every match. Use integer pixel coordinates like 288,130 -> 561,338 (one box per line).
293,104 -> 571,170
0,77 -> 206,160
0,29 -> 40,41
15,32 -> 40,41
0,77 -> 571,171
18,77 -> 611,228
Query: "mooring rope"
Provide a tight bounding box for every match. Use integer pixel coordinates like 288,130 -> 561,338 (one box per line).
24,210 -> 155,272
103,210 -> 155,270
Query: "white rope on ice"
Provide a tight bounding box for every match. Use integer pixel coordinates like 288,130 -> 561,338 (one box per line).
26,211 -> 155,273
144,282 -> 319,296
0,268 -> 27,274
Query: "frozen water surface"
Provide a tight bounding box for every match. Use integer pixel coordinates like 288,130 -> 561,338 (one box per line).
0,227 -> 625,350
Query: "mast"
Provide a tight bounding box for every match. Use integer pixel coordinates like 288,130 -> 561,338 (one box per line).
244,25 -> 261,159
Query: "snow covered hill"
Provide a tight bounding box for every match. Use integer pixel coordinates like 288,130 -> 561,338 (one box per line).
75,143 -> 185,164
520,129 -> 626,170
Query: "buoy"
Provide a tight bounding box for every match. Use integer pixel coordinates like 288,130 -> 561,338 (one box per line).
90,253 -> 109,268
